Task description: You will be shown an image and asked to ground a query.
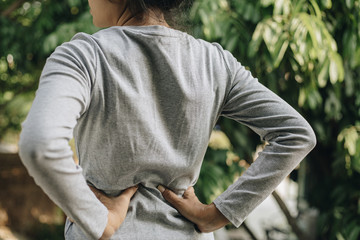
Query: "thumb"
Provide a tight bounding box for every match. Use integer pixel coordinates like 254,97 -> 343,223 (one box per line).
157,185 -> 184,209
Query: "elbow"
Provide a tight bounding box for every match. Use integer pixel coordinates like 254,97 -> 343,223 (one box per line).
294,120 -> 317,155
304,126 -> 317,153
18,131 -> 48,176
19,129 -> 73,174
19,133 -> 41,171
271,119 -> 317,156
289,114 -> 317,154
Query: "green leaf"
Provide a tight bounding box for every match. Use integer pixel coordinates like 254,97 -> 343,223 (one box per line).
273,0 -> 285,15
349,226 -> 360,240
243,3 -> 254,21
336,232 -> 346,240
43,33 -> 59,54
225,34 -> 238,52
298,13 -> 319,50
329,58 -> 338,84
343,30 -> 357,62
329,52 -> 345,84
321,0 -> 333,9
249,22 -> 265,57
318,58 -> 330,87
307,87 -> 322,110
338,126 -> 360,156
351,47 -> 360,68
198,8 -> 209,25
260,0 -> 275,7
274,0 -> 291,16
310,0 -> 322,19
345,0 -> 354,9
273,39 -> 289,67
298,88 -> 306,107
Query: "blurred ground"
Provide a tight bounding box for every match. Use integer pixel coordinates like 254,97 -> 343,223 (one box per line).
0,226 -> 28,240
0,151 -> 64,239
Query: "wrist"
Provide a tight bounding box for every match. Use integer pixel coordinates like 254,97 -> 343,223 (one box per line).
99,226 -> 115,240
99,213 -> 116,240
197,203 -> 229,233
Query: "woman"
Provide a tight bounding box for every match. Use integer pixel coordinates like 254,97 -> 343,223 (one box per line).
19,0 -> 316,239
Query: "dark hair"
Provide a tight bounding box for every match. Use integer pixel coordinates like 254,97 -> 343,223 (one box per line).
126,0 -> 193,31
127,0 -> 186,15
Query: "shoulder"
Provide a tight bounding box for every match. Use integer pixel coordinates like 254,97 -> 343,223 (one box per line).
44,32 -> 98,62
63,32 -> 97,56
42,32 -> 98,83
47,32 -> 98,69
195,38 -> 241,77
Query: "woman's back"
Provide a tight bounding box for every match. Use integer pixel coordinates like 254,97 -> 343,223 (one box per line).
19,17 -> 315,240
74,25 -> 231,192
24,25 -> 233,239
71,26 -> 230,239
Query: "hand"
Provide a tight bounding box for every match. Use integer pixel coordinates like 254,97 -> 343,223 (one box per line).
89,185 -> 138,240
157,185 -> 229,233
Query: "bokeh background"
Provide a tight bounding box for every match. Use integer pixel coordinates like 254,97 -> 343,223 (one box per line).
0,0 -> 359,239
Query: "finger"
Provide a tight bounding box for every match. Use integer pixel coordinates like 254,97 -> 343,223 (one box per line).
182,186 -> 195,199
157,185 -> 184,209
120,185 -> 138,199
89,185 -> 103,196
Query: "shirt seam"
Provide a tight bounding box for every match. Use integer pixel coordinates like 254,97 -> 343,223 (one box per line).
212,44 -> 237,119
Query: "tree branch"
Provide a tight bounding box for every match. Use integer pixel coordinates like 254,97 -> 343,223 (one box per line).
1,0 -> 28,18
242,221 -> 259,240
271,190 -> 310,240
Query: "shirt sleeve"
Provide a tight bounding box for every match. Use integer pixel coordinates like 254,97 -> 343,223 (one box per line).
213,49 -> 316,227
18,33 -> 108,239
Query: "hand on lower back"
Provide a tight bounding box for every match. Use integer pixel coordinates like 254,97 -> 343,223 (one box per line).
157,185 -> 229,233
89,185 -> 138,240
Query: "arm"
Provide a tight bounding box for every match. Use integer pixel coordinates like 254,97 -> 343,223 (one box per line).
212,54 -> 316,227
19,33 -> 108,239
160,49 -> 316,231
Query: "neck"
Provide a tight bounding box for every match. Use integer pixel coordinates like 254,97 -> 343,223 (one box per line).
116,7 -> 170,27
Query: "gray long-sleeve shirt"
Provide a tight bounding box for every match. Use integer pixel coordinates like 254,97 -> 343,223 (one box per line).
19,25 -> 316,239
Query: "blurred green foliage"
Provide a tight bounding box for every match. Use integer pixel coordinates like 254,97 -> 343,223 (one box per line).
194,129 -> 247,204
1,0 -> 360,239
0,0 -> 98,141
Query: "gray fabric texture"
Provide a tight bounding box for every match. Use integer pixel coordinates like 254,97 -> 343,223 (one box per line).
19,25 -> 316,239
